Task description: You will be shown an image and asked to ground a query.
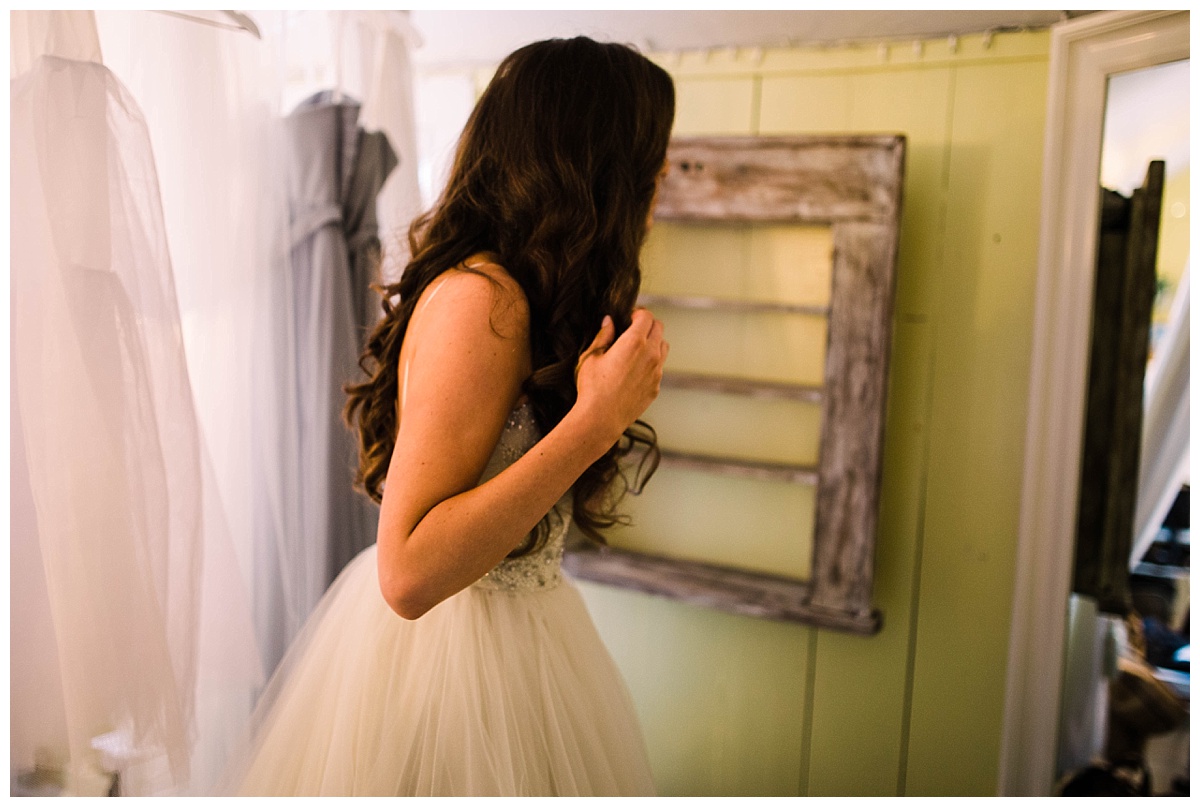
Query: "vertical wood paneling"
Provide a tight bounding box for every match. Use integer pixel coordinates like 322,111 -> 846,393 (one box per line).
581,65 -> 820,797
578,583 -> 812,795
904,58 -> 1048,795
674,76 -> 757,135
432,28 -> 1054,797
746,226 -> 835,305
643,223 -> 834,306
806,65 -> 952,796
645,387 -> 823,466
629,216 -> 830,580
848,70 -> 958,319
570,32 -> 1049,797
649,306 -> 828,384
811,316 -> 938,795
607,466 -> 816,579
759,73 -> 853,134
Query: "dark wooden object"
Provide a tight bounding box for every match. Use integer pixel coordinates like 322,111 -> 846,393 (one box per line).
564,538 -> 879,634
1073,161 -> 1165,614
564,136 -> 906,636
655,136 -> 904,223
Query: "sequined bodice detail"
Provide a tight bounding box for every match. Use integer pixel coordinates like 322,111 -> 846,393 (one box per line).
472,402 -> 572,593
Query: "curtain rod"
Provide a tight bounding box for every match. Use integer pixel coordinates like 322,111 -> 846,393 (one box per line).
154,10 -> 261,40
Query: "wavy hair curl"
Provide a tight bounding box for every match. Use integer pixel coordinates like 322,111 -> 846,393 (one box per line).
344,37 -> 675,554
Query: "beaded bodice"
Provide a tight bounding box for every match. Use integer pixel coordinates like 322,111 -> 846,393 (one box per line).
471,401 -> 572,593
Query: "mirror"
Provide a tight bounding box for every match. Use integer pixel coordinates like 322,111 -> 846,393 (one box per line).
1056,58 -> 1190,795
1001,10 -> 1190,795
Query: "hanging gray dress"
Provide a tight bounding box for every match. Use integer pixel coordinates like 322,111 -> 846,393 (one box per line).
255,91 -> 397,673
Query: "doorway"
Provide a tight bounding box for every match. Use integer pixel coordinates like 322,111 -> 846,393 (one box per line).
999,10 -> 1190,796
1055,56 -> 1190,796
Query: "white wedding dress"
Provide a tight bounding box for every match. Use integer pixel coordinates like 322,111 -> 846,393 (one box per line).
224,401 -> 656,795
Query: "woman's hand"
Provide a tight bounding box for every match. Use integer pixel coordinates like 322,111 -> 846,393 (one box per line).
573,308 -> 668,446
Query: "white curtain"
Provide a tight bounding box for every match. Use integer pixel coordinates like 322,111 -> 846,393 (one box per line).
11,10 -> 260,794
280,10 -> 424,283
93,7 -> 308,698
342,11 -> 425,284
95,7 -> 423,678
12,10 -> 425,793
1131,265 -> 1190,566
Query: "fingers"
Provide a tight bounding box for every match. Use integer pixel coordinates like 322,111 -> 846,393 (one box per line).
611,308 -> 657,355
575,315 -> 615,384
644,316 -> 667,366
573,309 -> 668,431
581,315 -> 615,363
647,317 -> 664,349
626,307 -> 655,338
588,314 -> 615,351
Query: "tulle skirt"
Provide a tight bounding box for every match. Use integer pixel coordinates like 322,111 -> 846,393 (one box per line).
222,544 -> 656,796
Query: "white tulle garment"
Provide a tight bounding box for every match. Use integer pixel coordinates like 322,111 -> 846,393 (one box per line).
225,403 -> 656,796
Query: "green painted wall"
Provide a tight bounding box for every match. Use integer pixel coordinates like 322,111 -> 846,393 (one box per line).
571,30 -> 1050,796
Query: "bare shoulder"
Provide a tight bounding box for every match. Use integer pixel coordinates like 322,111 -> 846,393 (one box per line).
416,258 -> 529,342
460,256 -> 529,339
395,262 -> 530,442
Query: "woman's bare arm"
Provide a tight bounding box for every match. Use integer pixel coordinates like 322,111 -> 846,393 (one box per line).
376,269 -> 666,619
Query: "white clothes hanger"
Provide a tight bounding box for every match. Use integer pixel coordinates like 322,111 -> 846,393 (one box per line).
154,10 -> 261,40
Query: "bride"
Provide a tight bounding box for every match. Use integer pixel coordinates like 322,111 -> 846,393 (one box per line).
224,36 -> 675,795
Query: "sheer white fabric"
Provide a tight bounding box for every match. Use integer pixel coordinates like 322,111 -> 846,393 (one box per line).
11,10 -> 259,794
93,10 -> 292,602
10,9 -> 101,72
1131,266 -> 1190,566
231,558 -> 656,795
94,8 -> 313,688
340,11 -> 425,284
221,405 -> 656,795
94,12 -> 424,675
12,8 -> 442,795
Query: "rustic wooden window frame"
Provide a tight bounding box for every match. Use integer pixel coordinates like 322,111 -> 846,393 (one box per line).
563,135 -> 906,636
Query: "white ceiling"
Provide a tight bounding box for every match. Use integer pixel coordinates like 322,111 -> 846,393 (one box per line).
409,10 -> 1094,69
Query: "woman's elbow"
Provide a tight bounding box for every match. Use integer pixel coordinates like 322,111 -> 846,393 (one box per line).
392,600 -> 431,621
379,571 -> 434,621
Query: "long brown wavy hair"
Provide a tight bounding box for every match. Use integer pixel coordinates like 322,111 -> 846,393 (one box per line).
344,37 -> 675,553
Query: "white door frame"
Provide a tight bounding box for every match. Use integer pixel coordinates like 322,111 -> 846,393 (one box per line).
998,9 -> 1190,796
